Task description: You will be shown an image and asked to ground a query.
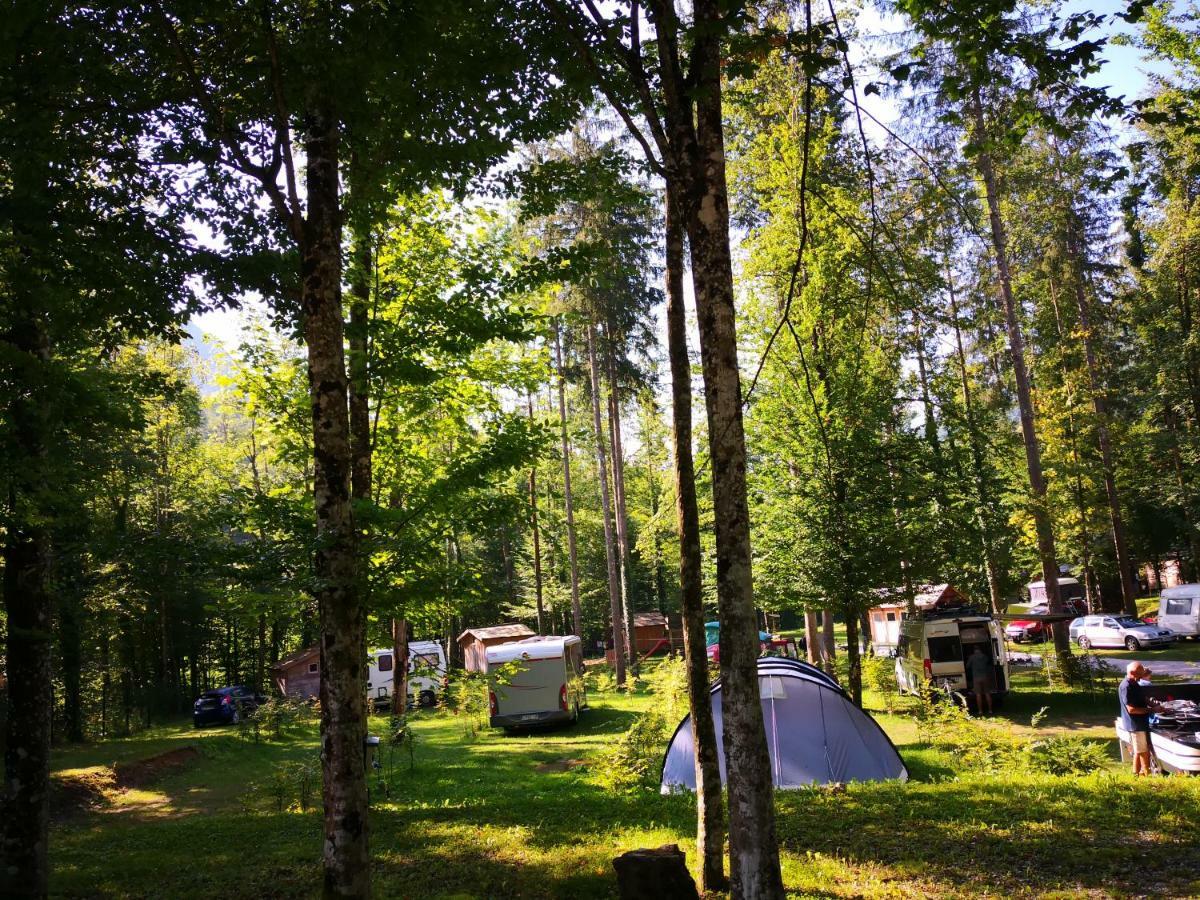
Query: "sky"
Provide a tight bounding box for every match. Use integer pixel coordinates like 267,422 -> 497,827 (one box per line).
186,0 -> 1172,359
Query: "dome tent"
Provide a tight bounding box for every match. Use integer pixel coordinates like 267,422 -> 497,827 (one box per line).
660,657 -> 907,792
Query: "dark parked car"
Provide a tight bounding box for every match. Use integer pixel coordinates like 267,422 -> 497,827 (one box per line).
193,685 -> 264,728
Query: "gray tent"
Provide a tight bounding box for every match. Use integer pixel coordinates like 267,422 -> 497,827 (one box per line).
660,657 -> 907,791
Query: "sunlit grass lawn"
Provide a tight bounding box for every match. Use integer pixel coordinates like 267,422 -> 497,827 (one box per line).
46,669 -> 1200,898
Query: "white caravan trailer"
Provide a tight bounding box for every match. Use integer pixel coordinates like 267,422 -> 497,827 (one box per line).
1159,584 -> 1200,639
366,640 -> 448,709
485,636 -> 586,729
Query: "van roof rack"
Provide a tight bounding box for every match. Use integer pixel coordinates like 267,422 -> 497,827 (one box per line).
919,605 -> 990,621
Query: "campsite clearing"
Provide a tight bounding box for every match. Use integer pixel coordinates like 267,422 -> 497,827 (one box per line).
45,668 -> 1200,898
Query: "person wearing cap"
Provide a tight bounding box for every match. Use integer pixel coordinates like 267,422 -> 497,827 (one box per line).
1119,661 -> 1159,775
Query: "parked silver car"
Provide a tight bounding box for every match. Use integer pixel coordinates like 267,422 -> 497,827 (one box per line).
1075,615 -> 1175,651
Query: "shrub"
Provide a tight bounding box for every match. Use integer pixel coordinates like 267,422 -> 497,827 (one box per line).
243,696 -> 317,743
591,655 -> 690,792
255,755 -> 320,812
861,654 -> 899,711
1023,735 -> 1111,776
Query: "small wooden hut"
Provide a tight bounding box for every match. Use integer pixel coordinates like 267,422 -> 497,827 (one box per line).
632,612 -> 670,654
457,624 -> 536,673
271,644 -> 320,699
866,584 -> 968,654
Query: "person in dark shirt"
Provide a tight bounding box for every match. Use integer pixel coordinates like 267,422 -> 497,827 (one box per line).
966,645 -> 994,715
1119,661 -> 1158,775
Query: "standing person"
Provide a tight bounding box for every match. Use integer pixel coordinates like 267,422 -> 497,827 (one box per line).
966,645 -> 994,715
1119,661 -> 1159,775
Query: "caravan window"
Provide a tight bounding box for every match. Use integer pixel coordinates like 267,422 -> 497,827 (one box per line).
377,654 -> 393,672
927,636 -> 963,663
411,652 -> 440,670
1166,597 -> 1194,616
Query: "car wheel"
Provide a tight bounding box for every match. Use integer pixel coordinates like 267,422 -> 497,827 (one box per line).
1125,637 -> 1141,651
418,689 -> 436,709
1078,636 -> 1091,650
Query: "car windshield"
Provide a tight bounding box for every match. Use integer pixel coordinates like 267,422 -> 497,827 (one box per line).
1115,617 -> 1143,627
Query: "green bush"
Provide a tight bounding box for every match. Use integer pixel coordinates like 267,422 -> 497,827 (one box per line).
240,696 -> 317,743
861,654 -> 898,711
1023,735 -> 1111,776
254,755 -> 320,812
912,692 -> 1113,777
591,655 -> 690,792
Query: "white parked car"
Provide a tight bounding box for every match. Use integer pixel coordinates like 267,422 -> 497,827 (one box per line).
1074,615 -> 1175,651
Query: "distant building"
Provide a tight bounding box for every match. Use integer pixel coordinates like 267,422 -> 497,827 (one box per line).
271,644 -> 320,699
867,583 -> 969,654
632,612 -> 670,654
457,624 -> 536,673
1143,559 -> 1186,592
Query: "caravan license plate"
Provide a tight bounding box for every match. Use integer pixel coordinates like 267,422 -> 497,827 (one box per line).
519,713 -> 539,721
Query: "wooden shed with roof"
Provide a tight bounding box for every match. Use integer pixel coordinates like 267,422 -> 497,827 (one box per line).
271,644 -> 321,699
457,624 -> 536,673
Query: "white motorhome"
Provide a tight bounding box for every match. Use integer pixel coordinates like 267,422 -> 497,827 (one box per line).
486,636 -> 586,729
366,640 -> 448,710
895,609 -> 1009,704
1159,584 -> 1200,639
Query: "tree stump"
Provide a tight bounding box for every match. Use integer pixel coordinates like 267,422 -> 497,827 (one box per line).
612,844 -> 700,900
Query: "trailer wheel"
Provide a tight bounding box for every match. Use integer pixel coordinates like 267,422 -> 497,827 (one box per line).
418,689 -> 437,708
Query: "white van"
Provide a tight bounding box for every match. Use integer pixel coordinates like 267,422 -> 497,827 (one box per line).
1159,584 -> 1200,639
485,636 -> 586,729
895,610 -> 1009,703
366,640 -> 448,710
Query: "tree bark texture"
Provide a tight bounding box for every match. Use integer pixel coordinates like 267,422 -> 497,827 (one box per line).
527,393 -> 545,633
588,326 -> 627,685
554,323 -> 584,638
1,308 -> 53,899
301,107 -> 369,900
606,341 -> 636,672
665,183 -> 726,892
685,3 -> 783,893
970,89 -> 1066,654
392,618 -> 408,716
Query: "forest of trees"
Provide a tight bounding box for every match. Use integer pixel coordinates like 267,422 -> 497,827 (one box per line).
2,0 -> 1198,897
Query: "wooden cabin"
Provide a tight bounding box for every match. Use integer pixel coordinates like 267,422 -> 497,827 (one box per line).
867,584 -> 969,654
271,644 -> 320,699
457,624 -> 536,673
632,612 -> 670,654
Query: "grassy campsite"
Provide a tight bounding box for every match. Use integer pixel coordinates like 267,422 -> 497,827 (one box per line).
46,659 -> 1200,898
7,0 -> 1200,898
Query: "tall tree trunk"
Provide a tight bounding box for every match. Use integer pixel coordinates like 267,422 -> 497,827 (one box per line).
606,340 -> 636,672
665,183 -> 726,892
821,611 -> 837,672
1047,282 -> 1102,613
391,618 -> 408,716
804,611 -> 820,666
946,259 -> 1005,614
844,605 -> 862,707
1066,218 -> 1138,614
1,305 -> 53,898
970,88 -> 1066,653
527,393 -> 545,634
61,590 -> 84,743
302,106 -> 369,899
686,4 -> 783,892
554,323 -> 584,638
587,325 -> 626,685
